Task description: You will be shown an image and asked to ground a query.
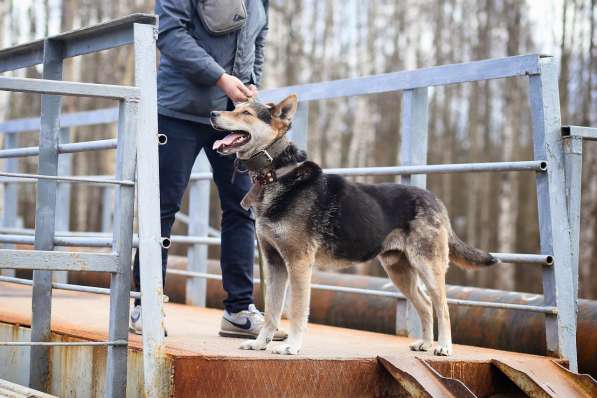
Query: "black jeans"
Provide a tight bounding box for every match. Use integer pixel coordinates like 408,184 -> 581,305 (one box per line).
133,114 -> 255,313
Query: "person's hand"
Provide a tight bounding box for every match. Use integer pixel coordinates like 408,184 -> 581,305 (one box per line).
216,73 -> 253,102
247,84 -> 258,98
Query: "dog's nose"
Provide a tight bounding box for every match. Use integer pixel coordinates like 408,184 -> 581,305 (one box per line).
210,111 -> 218,118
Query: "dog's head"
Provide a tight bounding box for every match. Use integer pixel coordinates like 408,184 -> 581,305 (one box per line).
210,95 -> 298,159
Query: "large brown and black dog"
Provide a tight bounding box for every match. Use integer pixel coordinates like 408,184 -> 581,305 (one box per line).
210,95 -> 498,356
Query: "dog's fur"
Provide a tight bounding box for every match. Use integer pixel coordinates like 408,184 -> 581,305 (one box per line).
210,95 -> 498,356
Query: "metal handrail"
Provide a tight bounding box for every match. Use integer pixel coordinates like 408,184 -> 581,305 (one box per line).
0,139 -> 118,159
0,14 -> 166,396
0,76 -> 139,100
0,14 -> 157,73
165,269 -> 558,314
0,171 -> 134,186
0,275 -> 141,299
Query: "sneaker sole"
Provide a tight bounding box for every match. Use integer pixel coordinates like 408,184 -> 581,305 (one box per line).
129,326 -> 142,335
218,330 -> 287,341
128,326 -> 168,337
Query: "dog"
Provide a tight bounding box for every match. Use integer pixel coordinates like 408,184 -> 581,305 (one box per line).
210,95 -> 499,356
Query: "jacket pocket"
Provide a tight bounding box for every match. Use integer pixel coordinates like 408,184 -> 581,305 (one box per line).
159,67 -> 229,118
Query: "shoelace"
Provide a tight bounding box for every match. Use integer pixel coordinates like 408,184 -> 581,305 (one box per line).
240,305 -> 264,321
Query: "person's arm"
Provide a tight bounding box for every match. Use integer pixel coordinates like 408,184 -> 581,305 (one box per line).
156,0 -> 225,86
157,0 -> 253,101
253,1 -> 269,87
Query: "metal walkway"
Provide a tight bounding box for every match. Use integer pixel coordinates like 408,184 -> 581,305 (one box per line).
1,282 -> 595,397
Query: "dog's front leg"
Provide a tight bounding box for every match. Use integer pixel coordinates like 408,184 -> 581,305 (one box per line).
240,241 -> 288,351
272,255 -> 313,355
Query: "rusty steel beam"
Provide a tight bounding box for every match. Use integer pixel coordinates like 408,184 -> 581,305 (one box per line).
493,358 -> 597,398
63,257 -> 597,378
378,356 -> 475,397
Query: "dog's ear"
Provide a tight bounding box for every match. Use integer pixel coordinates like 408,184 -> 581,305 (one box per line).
271,95 -> 298,122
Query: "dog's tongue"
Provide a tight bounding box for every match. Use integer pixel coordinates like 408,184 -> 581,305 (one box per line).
212,133 -> 244,150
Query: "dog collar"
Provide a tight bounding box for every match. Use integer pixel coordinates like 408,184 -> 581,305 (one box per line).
241,136 -> 290,173
237,137 -> 291,210
232,137 -> 290,185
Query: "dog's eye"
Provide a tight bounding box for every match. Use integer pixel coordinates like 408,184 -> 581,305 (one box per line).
242,110 -> 252,116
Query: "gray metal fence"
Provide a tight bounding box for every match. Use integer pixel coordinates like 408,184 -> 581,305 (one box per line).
0,27 -> 591,386
0,14 -> 167,398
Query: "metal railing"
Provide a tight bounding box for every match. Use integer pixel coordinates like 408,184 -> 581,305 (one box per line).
0,14 -> 166,398
0,46 -> 588,379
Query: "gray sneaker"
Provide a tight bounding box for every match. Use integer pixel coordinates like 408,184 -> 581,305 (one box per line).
219,304 -> 287,341
129,305 -> 168,337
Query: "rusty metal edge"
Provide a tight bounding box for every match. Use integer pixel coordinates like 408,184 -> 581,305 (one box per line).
416,358 -> 477,398
377,356 -> 436,398
550,360 -> 597,397
491,359 -> 552,398
0,378 -> 58,398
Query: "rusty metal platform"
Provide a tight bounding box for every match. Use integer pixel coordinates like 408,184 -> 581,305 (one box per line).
0,282 -> 595,397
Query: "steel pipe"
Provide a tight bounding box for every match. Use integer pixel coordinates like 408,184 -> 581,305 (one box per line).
190,172 -> 213,181
491,252 -> 553,265
0,139 -> 118,159
0,75 -> 140,100
165,269 -> 556,314
0,231 -> 552,267
324,161 -> 547,177
0,276 -> 141,298
0,176 -> 118,186
0,171 -> 134,186
0,159 -> 546,184
0,232 -> 221,248
59,139 -> 118,154
0,340 -> 128,347
0,146 -> 39,158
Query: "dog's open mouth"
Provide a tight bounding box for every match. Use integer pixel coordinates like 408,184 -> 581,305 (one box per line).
212,131 -> 251,154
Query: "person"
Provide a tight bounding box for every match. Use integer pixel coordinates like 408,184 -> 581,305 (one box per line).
129,0 -> 286,341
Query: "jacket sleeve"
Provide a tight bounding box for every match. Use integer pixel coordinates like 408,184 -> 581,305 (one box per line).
156,0 -> 225,86
253,1 -> 269,87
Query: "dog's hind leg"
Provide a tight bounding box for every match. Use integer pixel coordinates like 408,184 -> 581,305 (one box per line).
379,251 -> 433,352
240,240 -> 288,351
271,253 -> 314,355
406,227 -> 452,356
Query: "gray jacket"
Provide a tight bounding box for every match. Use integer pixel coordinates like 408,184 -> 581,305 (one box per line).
156,0 -> 268,124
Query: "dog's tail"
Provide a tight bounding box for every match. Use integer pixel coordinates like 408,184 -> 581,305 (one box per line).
448,234 -> 500,269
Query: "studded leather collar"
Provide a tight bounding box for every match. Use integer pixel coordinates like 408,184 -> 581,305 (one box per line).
234,136 -> 290,186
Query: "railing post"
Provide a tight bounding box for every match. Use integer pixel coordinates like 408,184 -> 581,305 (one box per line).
397,87 -> 429,339
133,22 -> 168,397
563,135 -> 582,322
1,132 -> 17,277
528,56 -> 577,371
101,187 -> 114,232
105,99 -> 137,398
53,127 -> 71,284
29,38 -> 64,392
288,101 -> 309,151
186,153 -> 210,306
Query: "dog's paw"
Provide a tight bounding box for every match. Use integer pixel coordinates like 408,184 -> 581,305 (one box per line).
239,339 -> 268,351
433,344 -> 453,356
409,340 -> 433,352
271,343 -> 299,355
